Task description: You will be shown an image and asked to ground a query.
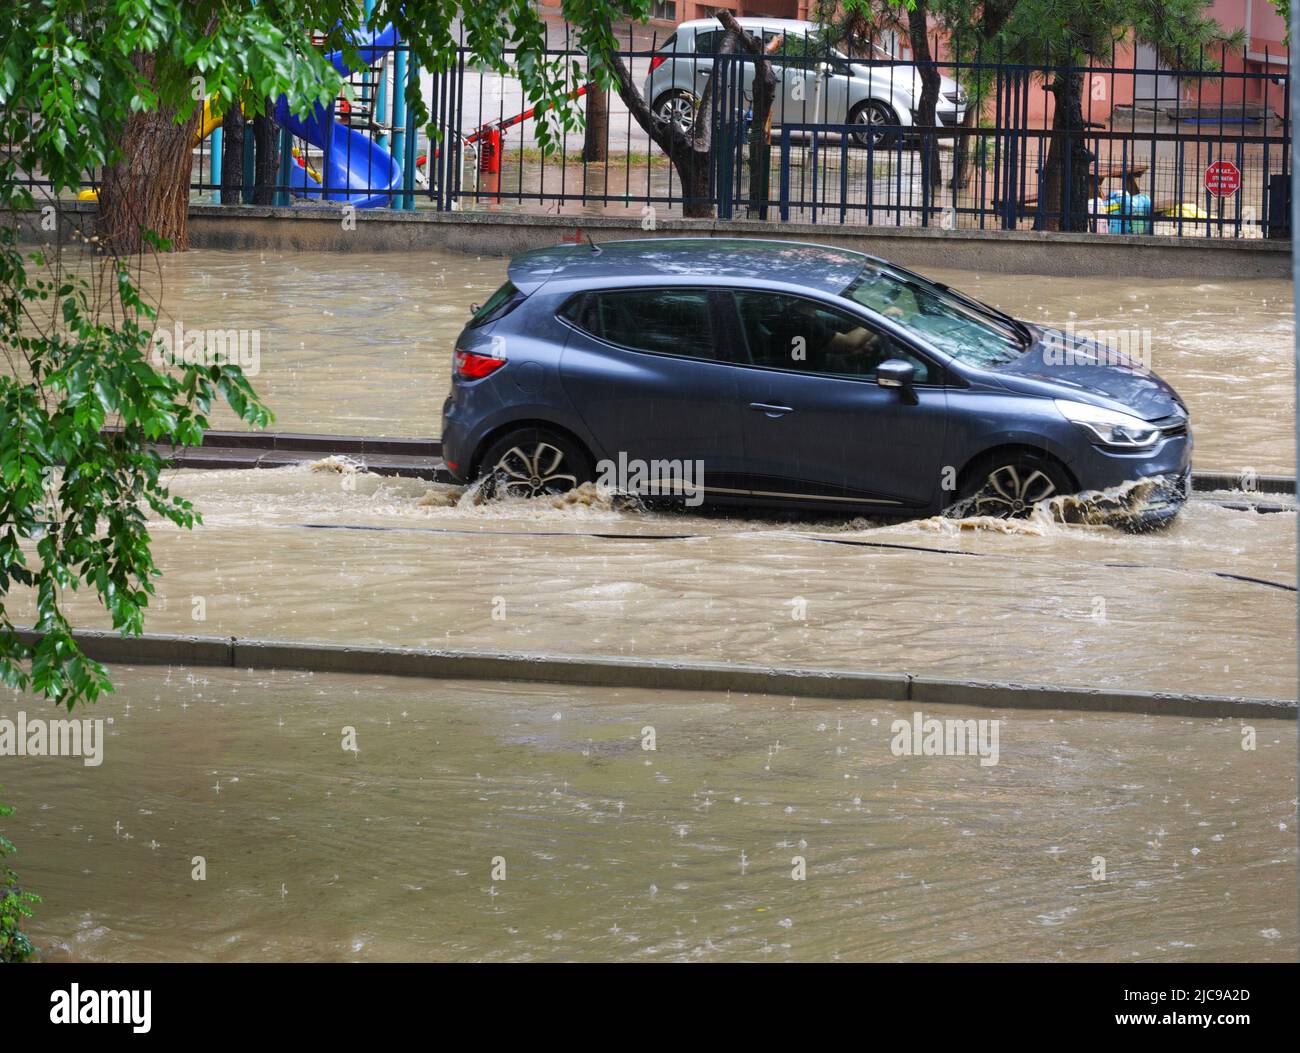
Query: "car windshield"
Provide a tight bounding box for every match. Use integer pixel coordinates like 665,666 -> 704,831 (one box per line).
841,264 -> 1027,366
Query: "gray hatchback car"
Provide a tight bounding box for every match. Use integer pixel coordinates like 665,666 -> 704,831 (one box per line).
441,238 -> 1191,528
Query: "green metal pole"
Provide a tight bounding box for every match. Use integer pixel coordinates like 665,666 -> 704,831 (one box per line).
275,126 -> 293,207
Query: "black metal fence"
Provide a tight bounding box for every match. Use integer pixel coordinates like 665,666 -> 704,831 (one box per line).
133,23 -> 1300,237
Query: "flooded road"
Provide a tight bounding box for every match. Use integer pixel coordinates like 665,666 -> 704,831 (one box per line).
5,666 -> 1294,962
7,466 -> 1295,699
135,248 -> 1295,474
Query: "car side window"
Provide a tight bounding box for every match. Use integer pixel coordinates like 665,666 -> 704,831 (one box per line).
567,289 -> 719,361
694,30 -> 721,55
732,291 -> 931,383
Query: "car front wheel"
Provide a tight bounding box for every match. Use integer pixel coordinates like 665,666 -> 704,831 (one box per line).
955,452 -> 1072,519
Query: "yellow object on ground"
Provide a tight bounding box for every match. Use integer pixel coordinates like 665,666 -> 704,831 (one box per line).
1159,202 -> 1210,220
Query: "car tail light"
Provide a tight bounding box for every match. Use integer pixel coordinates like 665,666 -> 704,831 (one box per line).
649,54 -> 666,72
454,346 -> 507,380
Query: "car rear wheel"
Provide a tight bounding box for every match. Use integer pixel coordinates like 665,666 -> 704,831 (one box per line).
652,90 -> 699,137
477,427 -> 593,500
849,100 -> 899,148
956,452 -> 1072,519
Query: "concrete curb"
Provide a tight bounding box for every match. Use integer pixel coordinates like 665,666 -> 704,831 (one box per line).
16,628 -> 1295,720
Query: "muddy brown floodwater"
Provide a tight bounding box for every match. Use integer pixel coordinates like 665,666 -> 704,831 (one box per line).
3,244 -> 1294,963
6,466 -> 1296,698
128,248 -> 1294,474
4,667 -> 1294,962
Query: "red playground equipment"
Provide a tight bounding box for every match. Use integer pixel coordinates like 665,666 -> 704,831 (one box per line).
416,83 -> 594,186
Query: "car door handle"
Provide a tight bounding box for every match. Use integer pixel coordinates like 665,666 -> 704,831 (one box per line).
749,402 -> 794,417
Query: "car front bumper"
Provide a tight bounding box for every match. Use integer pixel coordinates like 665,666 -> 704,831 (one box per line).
1063,431 -> 1192,530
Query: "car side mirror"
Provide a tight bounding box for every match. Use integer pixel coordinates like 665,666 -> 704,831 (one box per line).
876,359 -> 915,389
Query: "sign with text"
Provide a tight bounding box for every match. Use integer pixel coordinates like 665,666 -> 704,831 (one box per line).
1204,159 -> 1242,197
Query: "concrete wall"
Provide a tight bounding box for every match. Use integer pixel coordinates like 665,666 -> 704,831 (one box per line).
17,201 -> 1291,279
186,204 -> 1290,279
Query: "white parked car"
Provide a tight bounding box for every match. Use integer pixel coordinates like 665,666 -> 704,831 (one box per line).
643,17 -> 968,147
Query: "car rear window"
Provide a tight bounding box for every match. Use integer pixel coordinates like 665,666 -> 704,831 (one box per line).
466,281 -> 524,329
562,289 -> 717,360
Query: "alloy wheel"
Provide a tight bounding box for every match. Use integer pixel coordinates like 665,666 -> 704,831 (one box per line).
970,464 -> 1059,518
655,93 -> 697,137
851,103 -> 893,148
489,442 -> 579,498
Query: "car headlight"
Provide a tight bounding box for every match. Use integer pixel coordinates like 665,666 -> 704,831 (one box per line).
1054,399 -> 1161,448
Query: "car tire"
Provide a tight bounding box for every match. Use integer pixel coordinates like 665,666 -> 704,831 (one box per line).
953,451 -> 1073,519
652,90 -> 699,137
849,100 -> 899,149
477,427 -> 594,500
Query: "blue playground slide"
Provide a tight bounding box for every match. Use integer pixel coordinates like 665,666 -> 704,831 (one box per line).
273,25 -> 403,208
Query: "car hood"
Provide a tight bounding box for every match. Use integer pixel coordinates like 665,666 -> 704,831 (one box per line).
995,325 -> 1186,422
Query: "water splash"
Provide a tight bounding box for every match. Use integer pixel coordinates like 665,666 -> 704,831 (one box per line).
307,455 -> 365,475
938,476 -> 1181,534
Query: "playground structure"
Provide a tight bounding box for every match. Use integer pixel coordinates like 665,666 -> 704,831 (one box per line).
78,25 -> 410,209
208,23 -> 409,209
269,24 -> 404,208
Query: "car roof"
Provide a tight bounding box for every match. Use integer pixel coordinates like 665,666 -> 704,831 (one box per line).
507,238 -> 878,296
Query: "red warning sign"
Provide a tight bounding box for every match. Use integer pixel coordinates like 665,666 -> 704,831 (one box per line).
1204,159 -> 1241,198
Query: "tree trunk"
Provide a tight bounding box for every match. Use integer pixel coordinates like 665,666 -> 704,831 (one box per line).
252,104 -> 279,206
583,82 -> 609,163
607,45 -> 716,217
907,4 -> 943,194
950,100 -> 979,189
98,52 -> 202,254
220,107 -> 246,205
604,13 -> 775,220
744,28 -> 779,217
1040,71 -> 1090,232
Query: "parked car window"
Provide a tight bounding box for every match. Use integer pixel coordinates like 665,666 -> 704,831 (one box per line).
842,265 -> 1026,367
570,289 -> 718,360
767,30 -> 822,68
732,291 -> 930,383
694,30 -> 721,54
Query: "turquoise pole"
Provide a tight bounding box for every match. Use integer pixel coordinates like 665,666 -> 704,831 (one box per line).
211,126 -> 223,204
392,42 -> 408,210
